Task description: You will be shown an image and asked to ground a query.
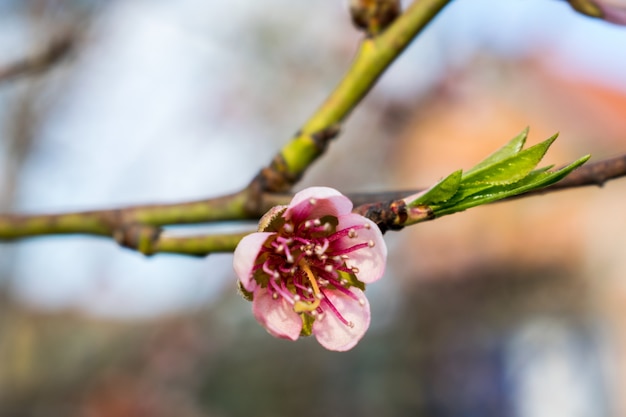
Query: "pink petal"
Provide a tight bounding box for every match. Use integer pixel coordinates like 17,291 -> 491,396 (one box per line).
233,232 -> 273,292
335,214 -> 387,284
601,4 -> 626,24
313,287 -> 371,351
285,187 -> 353,223
252,288 -> 302,341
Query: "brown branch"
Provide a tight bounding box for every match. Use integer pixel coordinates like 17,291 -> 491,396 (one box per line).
350,154 -> 626,232
524,154 -> 626,194
0,32 -> 76,83
1,153 -> 625,255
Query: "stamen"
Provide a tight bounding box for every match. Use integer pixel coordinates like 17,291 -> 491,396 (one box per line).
364,223 -> 371,229
283,223 -> 294,233
269,277 -> 294,304
315,239 -> 329,255
351,267 -> 360,274
348,229 -> 357,238
327,225 -> 366,242
359,298 -> 365,306
282,243 -> 295,263
368,240 -> 375,248
320,290 -> 351,327
309,198 -> 317,205
325,265 -> 333,272
262,261 -> 278,278
325,278 -> 361,302
331,242 -> 370,257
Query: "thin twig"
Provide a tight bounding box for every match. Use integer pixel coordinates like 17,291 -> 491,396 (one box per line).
0,32 -> 76,83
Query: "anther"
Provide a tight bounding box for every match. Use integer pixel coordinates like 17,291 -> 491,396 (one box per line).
352,267 -> 360,274
284,223 -> 294,233
313,219 -> 321,226
348,321 -> 355,328
348,229 -> 357,238
304,220 -> 312,229
325,265 -> 334,272
293,295 -> 301,302
358,298 -> 366,306
364,223 -> 371,229
309,198 -> 317,205
368,240 -> 375,248
272,293 -> 279,300
341,255 -> 349,260
340,278 -> 348,286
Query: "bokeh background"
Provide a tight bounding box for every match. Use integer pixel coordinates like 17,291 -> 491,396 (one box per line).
1,0 -> 626,416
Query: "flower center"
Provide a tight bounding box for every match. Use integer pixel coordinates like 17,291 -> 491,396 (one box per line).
257,216 -> 375,327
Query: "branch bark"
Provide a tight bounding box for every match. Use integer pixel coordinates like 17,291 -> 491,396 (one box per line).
0,32 -> 76,83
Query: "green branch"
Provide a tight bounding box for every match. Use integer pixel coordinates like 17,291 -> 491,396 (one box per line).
256,0 -> 453,191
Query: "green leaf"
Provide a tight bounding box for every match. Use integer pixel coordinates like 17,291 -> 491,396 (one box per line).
462,133 -> 558,186
464,127 -> 528,176
433,154 -> 590,216
408,169 -> 462,206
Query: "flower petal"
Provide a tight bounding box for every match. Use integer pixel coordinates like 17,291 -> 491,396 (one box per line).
285,187 -> 353,223
601,4 -> 626,24
335,214 -> 387,284
313,287 -> 371,351
253,288 -> 302,341
233,232 -> 273,291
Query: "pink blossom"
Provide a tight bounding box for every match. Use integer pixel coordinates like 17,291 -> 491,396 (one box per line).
233,187 -> 387,351
567,0 -> 626,25
597,1 -> 626,24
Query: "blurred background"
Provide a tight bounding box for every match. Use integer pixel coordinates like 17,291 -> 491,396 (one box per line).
1,0 -> 626,415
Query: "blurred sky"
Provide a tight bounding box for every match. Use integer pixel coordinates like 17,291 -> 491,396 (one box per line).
1,0 -> 625,318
